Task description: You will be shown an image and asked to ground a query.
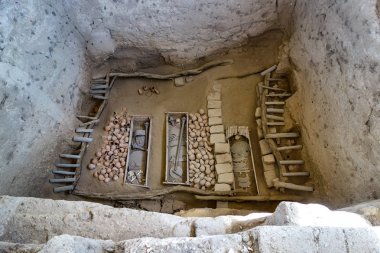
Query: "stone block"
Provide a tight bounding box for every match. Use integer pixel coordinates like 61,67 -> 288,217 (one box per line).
212,82 -> 222,92
255,107 -> 261,118
208,117 -> 222,126
264,169 -> 277,187
210,133 -> 226,144
262,154 -> 275,164
262,162 -> 276,172
257,127 -> 264,139
208,109 -> 222,117
215,163 -> 233,174
259,139 -> 271,155
217,173 -> 234,184
210,125 -> 224,134
256,118 -> 262,128
207,92 -> 221,101
215,153 -> 232,164
208,100 -> 222,109
214,143 -> 230,154
174,77 -> 186,86
214,183 -> 231,192
266,202 -> 371,227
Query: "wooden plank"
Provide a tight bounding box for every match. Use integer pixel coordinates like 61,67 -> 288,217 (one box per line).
267,108 -> 284,113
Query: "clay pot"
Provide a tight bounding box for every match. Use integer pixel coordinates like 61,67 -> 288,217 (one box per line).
98,175 -> 105,181
100,169 -> 106,175
105,178 -> 111,183
88,164 -> 96,170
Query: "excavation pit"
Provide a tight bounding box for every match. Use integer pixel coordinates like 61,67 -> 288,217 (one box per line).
51,32 -> 312,212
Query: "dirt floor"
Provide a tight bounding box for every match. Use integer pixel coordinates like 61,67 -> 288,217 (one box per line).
72,31 -> 314,212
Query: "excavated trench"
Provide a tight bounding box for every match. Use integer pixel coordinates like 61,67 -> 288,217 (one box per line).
1,0 -> 380,216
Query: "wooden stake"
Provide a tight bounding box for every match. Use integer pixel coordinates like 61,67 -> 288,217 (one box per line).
273,178 -> 313,192
266,133 -> 299,139
54,185 -> 75,193
267,108 -> 284,113
282,172 -> 310,177
265,101 -> 285,105
75,128 -> 94,133
279,160 -> 304,165
266,93 -> 291,97
267,122 -> 285,126
72,136 -> 93,143
266,114 -> 284,121
60,154 -> 81,159
277,145 -> 303,151
52,170 -> 76,176
55,163 -> 80,168
50,178 -> 76,183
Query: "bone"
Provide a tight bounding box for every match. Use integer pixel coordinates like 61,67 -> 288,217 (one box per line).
282,172 -> 310,177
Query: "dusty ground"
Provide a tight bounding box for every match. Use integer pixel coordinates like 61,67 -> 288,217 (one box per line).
72,31 -> 313,212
